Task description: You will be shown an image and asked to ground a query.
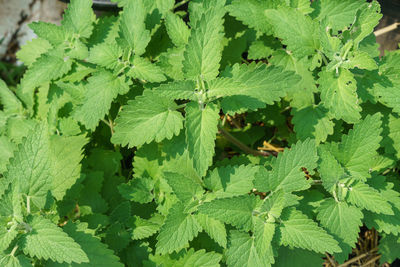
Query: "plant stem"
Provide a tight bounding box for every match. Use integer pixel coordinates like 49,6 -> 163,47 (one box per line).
174,0 -> 189,10
318,50 -> 329,66
176,103 -> 187,110
26,196 -> 30,214
218,126 -> 270,157
10,245 -> 18,256
312,180 -> 322,184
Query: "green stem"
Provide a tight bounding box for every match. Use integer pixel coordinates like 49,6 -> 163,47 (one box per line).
175,103 -> 187,110
218,125 -> 270,157
26,196 -> 31,214
318,50 -> 329,66
10,245 -> 18,256
174,0 -> 189,10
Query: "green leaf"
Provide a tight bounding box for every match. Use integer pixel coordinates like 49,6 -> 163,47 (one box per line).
176,248 -> 222,267
0,254 -> 31,267
312,0 -> 364,32
0,183 -> 22,221
21,216 -> 88,264
265,6 -> 320,58
156,202 -> 202,254
316,198 -> 363,246
50,135 -> 88,200
226,230 -> 269,267
253,218 -> 276,265
204,165 -> 259,198
195,213 -> 227,248
384,113 -> 400,158
260,190 -> 286,220
255,139 -> 318,193
183,0 -> 226,81
127,57 -> 166,83
0,80 -> 23,114
132,142 -> 163,179
185,102 -> 219,177
318,147 -> 347,193
57,117 -> 81,136
131,215 -> 163,240
374,56 -> 400,114
29,22 -> 67,46
165,12 -> 190,47
346,182 -> 393,215
0,136 -> 15,174
112,90 -> 184,147
364,208 -> 400,235
198,195 -> 259,231
331,113 -> 383,180
215,63 -> 300,107
73,70 -> 130,130
62,0 -> 95,38
47,222 -> 123,267
16,38 -> 52,67
163,172 -> 203,204
21,49 -> 72,93
342,50 -> 378,70
0,224 -> 18,252
351,1 -> 382,45
292,105 -> 334,144
288,0 -> 313,15
88,43 -> 122,70
274,247 -> 324,267
279,208 -> 341,254
226,0 -> 277,35
118,177 -> 154,204
118,0 -> 150,55
153,80 -> 197,101
5,123 -> 51,208
269,50 -> 316,108
318,68 -> 361,123
379,234 -> 400,264
158,47 -> 185,80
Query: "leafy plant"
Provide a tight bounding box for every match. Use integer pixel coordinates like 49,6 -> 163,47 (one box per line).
1,0 -> 400,266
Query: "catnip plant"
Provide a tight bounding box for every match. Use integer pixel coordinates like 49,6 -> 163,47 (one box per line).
1,0 -> 400,266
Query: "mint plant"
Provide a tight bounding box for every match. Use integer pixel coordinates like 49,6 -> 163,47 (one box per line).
1,0 -> 400,266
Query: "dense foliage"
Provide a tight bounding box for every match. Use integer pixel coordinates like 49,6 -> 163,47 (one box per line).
1,0 -> 400,266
